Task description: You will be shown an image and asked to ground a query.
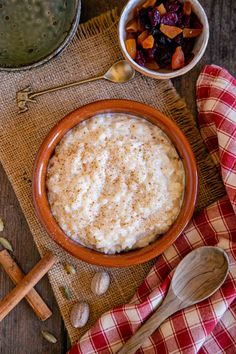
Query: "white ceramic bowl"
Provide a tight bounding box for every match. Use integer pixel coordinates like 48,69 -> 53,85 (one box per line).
118,0 -> 209,79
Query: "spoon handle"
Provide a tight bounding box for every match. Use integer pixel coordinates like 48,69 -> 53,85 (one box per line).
16,75 -> 104,113
30,75 -> 104,98
117,290 -> 182,354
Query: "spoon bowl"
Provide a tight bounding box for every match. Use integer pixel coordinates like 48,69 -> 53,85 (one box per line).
172,246 -> 229,304
103,60 -> 135,83
118,246 -> 229,354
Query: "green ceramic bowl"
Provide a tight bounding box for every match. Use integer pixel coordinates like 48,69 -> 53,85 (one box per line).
0,0 -> 81,71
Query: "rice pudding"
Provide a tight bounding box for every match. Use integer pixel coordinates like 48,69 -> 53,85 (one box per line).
46,113 -> 185,254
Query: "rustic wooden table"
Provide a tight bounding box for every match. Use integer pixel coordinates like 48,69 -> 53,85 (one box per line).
0,1 -> 235,353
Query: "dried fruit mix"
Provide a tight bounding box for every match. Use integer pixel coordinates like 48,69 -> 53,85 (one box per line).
125,0 -> 203,70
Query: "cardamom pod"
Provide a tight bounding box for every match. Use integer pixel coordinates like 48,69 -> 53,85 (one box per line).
64,263 -> 76,275
60,286 -> 72,300
41,330 -> 57,344
0,237 -> 13,252
0,218 -> 4,232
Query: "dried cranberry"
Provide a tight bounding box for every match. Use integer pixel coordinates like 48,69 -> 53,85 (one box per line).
177,12 -> 183,26
145,44 -> 158,60
190,13 -> 203,29
182,15 -> 191,27
139,7 -> 152,30
155,33 -> 172,47
165,0 -> 182,13
156,33 -> 178,50
155,46 -> 172,67
182,38 -> 195,55
174,33 -> 184,46
151,27 -> 161,37
178,13 -> 191,28
135,50 -> 146,66
161,12 -> 178,26
185,52 -> 194,64
148,8 -> 161,27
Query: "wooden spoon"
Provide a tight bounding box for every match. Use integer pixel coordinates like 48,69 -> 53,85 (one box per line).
118,246 -> 229,354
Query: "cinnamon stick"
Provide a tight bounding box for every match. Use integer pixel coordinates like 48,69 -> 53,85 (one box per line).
0,250 -> 52,321
0,251 -> 56,322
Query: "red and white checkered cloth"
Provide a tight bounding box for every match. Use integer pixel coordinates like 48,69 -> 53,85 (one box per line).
68,65 -> 236,354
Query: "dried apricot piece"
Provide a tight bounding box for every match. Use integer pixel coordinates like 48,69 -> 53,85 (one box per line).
138,30 -> 149,45
142,35 -> 154,49
171,46 -> 185,69
156,3 -> 167,15
160,24 -> 183,39
183,28 -> 202,38
142,0 -> 156,8
183,1 -> 192,16
126,18 -> 139,33
125,38 -> 137,59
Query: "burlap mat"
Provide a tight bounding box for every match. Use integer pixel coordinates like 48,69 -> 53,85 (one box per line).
0,9 -> 225,344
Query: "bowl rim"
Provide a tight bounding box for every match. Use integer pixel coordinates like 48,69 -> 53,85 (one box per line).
0,0 -> 81,72
32,99 -> 198,267
118,0 -> 209,79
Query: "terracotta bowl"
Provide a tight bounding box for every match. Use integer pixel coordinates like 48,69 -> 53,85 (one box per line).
32,100 -> 198,267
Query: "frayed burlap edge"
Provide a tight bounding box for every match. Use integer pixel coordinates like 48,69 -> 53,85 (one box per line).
75,8 -> 119,42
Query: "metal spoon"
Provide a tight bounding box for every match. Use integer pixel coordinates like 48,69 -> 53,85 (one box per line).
16,60 -> 135,113
118,246 -> 229,354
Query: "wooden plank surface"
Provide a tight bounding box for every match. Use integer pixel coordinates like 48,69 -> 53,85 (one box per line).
0,0 -> 235,353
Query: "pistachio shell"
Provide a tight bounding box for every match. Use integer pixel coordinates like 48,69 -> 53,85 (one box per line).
0,237 -> 13,252
41,330 -> 57,344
